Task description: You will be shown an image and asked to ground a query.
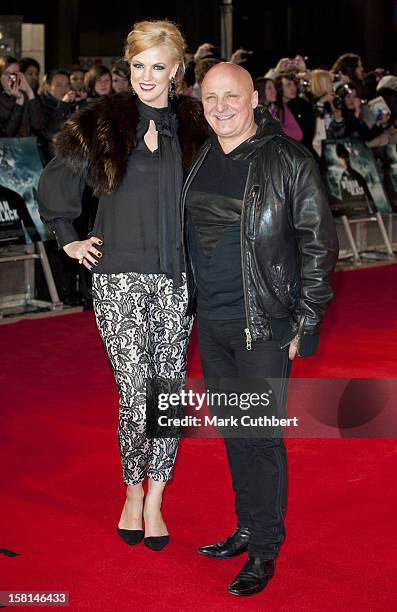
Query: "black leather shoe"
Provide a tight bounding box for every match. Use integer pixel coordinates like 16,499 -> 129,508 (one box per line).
197,528 -> 250,559
228,557 -> 275,596
144,535 -> 170,551
116,528 -> 144,546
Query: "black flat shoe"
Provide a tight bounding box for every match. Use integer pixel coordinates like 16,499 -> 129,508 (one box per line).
144,535 -> 170,551
116,528 -> 144,546
228,557 -> 275,596
197,527 -> 250,559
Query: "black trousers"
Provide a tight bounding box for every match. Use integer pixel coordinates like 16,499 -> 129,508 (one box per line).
197,317 -> 292,559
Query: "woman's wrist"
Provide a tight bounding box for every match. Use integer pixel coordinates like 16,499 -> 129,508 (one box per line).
15,92 -> 25,106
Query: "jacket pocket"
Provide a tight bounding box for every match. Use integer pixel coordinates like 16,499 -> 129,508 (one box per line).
269,263 -> 298,308
246,185 -> 260,239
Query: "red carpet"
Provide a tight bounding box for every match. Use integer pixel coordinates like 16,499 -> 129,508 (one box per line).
1,264 -> 397,610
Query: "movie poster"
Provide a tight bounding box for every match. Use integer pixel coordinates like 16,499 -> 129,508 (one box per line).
0,137 -> 49,241
323,137 -> 392,216
372,143 -> 397,212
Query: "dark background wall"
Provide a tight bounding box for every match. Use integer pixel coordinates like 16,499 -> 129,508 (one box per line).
4,0 -> 397,75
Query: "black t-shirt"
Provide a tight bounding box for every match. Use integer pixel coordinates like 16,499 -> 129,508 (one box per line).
186,139 -> 249,319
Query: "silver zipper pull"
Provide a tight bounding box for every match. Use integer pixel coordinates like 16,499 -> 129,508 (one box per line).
244,328 -> 252,351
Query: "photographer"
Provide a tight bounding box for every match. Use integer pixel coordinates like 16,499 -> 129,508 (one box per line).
376,75 -> 397,128
265,55 -> 310,84
307,70 -> 346,143
331,53 -> 368,100
335,83 -> 390,147
0,56 -> 36,137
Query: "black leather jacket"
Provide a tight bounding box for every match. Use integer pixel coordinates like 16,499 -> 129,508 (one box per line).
182,106 -> 339,350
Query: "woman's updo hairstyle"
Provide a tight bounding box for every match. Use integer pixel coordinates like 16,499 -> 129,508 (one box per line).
124,20 -> 186,86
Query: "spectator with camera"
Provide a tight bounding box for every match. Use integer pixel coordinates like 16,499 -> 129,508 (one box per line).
0,56 -> 36,137
331,53 -> 368,100
265,55 -> 311,84
335,83 -> 390,147
307,69 -> 346,145
376,75 -> 397,128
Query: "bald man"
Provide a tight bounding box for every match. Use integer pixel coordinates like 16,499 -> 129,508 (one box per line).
181,64 -> 338,596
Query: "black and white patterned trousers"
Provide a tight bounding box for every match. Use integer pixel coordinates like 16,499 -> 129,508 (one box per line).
92,272 -> 192,485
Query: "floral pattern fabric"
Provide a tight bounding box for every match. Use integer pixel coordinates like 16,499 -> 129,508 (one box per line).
92,272 -> 192,485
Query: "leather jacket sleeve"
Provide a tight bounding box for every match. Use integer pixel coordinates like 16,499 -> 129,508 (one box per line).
290,155 -> 339,337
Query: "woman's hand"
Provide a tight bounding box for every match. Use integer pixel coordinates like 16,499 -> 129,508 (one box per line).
319,93 -> 334,104
194,43 -> 215,62
230,48 -> 252,64
274,57 -> 292,74
5,76 -> 24,104
63,236 -> 103,270
18,72 -> 35,100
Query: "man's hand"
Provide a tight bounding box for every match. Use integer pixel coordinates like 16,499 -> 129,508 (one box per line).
288,336 -> 300,360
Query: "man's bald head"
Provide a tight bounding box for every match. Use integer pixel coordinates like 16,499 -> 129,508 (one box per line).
202,62 -> 255,95
200,62 -> 258,153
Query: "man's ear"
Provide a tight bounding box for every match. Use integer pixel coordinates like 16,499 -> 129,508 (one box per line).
252,89 -> 259,109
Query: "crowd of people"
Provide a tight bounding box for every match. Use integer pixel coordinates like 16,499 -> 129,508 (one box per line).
2,48 -> 397,164
0,55 -> 132,164
1,47 -> 397,165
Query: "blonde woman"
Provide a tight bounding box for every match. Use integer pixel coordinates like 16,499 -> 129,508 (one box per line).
309,69 -> 345,144
38,20 -> 207,551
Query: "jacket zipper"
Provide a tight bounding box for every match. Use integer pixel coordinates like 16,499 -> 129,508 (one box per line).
240,163 -> 254,350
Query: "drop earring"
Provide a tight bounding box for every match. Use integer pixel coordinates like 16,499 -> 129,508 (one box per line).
168,76 -> 176,100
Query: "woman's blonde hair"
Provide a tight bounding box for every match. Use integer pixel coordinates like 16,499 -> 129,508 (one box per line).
310,69 -> 333,99
124,20 -> 186,84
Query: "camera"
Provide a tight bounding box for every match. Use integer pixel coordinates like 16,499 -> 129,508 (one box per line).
8,73 -> 18,84
333,95 -> 344,110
